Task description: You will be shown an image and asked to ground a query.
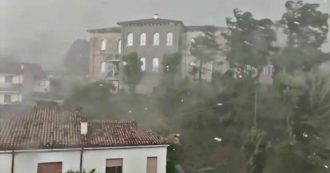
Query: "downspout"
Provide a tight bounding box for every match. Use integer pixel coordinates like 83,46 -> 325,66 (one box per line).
79,147 -> 84,173
11,150 -> 15,173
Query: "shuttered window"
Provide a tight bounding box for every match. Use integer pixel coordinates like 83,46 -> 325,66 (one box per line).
37,162 -> 62,173
106,158 -> 123,173
147,157 -> 157,173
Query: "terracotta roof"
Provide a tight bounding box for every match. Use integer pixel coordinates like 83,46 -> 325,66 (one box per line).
87,27 -> 122,33
0,106 -> 168,151
117,18 -> 183,26
0,61 -> 47,79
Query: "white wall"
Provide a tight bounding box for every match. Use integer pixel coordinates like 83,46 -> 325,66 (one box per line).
0,146 -> 167,173
83,146 -> 167,173
0,153 -> 12,173
14,150 -> 81,173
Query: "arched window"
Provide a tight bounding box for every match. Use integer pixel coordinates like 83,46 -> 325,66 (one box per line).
127,33 -> 133,46
153,33 -> 160,46
152,57 -> 159,72
140,33 -> 146,46
101,39 -> 107,50
117,39 -> 122,54
140,57 -> 146,71
166,32 -> 173,46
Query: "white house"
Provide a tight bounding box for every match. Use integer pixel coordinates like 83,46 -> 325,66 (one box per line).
0,106 -> 169,173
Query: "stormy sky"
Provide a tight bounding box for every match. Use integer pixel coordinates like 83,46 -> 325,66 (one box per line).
0,0 -> 329,70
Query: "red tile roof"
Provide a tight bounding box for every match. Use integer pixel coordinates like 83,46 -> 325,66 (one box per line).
0,106 -> 168,151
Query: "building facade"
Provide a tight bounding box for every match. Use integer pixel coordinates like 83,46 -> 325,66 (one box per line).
0,106 -> 168,173
87,14 -> 229,93
0,61 -> 50,104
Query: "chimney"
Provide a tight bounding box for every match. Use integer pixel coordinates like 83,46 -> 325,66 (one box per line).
153,13 -> 159,19
81,121 -> 88,135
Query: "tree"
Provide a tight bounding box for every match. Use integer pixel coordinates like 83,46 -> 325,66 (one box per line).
190,26 -> 221,81
273,1 -> 329,73
122,52 -> 143,94
223,9 -> 277,80
162,53 -> 182,74
275,72 -> 330,172
64,39 -> 90,76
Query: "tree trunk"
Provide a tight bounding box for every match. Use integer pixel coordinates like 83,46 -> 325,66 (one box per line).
199,59 -> 203,81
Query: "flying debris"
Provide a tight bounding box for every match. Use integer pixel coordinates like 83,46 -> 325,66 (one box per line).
243,41 -> 253,46
303,132 -> 308,138
214,137 -> 222,142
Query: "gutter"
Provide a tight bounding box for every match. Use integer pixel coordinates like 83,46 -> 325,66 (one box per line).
79,147 -> 84,173
0,144 -> 169,154
11,150 -> 14,173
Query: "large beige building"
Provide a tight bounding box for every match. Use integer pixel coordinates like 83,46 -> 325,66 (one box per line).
87,15 -> 229,93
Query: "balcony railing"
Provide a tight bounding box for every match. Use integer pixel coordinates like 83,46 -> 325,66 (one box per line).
104,53 -> 121,62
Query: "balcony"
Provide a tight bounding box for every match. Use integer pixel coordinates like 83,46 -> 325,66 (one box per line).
104,53 -> 121,62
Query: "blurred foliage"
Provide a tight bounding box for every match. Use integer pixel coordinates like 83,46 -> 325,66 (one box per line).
122,52 -> 143,94
65,169 -> 98,173
64,39 -> 90,76
273,1 -> 329,72
243,128 -> 269,173
223,9 -> 277,80
190,26 -> 221,81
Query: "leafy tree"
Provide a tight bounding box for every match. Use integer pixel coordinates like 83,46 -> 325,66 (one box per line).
190,26 -> 221,81
162,53 -> 182,74
223,9 -> 277,80
275,72 -> 330,172
273,1 -> 329,72
66,169 -> 98,173
64,39 -> 90,76
122,52 -> 143,94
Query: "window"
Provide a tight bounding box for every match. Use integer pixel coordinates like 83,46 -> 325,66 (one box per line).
147,157 -> 157,173
5,75 -> 13,83
101,39 -> 107,51
127,33 -> 133,46
101,62 -> 107,73
40,80 -> 50,87
153,33 -> 159,46
106,159 -> 123,173
118,40 -> 122,54
4,94 -> 11,104
140,33 -> 146,46
140,57 -> 146,71
263,65 -> 274,76
37,162 -> 62,173
152,58 -> 159,72
166,32 -> 173,46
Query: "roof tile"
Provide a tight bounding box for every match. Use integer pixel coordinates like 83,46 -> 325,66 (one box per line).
0,106 -> 168,150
